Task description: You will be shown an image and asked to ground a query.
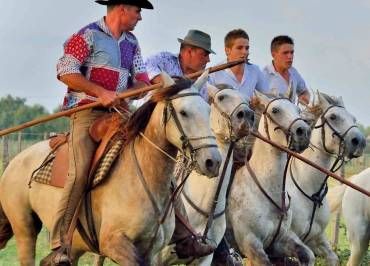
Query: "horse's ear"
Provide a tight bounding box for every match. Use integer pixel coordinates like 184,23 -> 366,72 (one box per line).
207,83 -> 219,104
193,70 -> 209,92
336,96 -> 345,107
284,82 -> 296,102
160,72 -> 175,88
254,90 -> 270,112
318,91 -> 336,110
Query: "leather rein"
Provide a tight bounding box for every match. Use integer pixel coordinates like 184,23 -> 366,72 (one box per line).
289,104 -> 357,241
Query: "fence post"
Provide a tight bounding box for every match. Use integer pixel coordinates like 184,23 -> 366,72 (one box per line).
2,135 -> 9,172
332,164 -> 345,249
18,132 -> 22,153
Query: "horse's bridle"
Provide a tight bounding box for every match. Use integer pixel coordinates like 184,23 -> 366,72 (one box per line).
262,97 -> 306,146
290,104 -> 358,241
164,92 -> 218,165
211,88 -> 252,142
314,105 -> 358,157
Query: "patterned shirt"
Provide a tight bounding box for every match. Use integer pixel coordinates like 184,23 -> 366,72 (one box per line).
145,51 -> 208,101
208,61 -> 269,99
57,17 -> 150,109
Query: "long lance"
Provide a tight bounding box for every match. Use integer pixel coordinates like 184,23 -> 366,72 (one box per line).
251,131 -> 370,198
0,59 -> 245,137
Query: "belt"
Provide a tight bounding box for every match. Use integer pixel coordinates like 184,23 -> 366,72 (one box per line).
92,106 -> 115,112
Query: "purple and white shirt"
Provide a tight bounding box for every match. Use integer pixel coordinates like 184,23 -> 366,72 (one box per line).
145,51 -> 208,101
57,17 -> 150,109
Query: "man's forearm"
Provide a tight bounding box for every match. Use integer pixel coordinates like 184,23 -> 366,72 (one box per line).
299,91 -> 310,104
59,73 -> 106,98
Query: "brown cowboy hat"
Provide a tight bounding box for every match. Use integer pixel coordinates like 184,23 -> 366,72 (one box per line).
178,29 -> 215,54
95,0 -> 154,9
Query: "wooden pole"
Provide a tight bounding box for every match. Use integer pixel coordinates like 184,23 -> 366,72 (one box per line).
251,131 -> 370,198
0,59 -> 245,137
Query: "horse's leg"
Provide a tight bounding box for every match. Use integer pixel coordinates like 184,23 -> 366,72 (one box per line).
346,223 -> 369,266
306,234 -> 338,266
10,213 -> 41,266
70,250 -> 85,266
272,231 -> 315,266
100,231 -> 144,266
93,255 -> 106,266
237,234 -> 272,266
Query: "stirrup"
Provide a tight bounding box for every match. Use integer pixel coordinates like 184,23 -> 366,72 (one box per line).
226,248 -> 244,266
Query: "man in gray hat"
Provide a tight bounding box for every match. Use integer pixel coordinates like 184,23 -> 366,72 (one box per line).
146,29 -> 215,100
41,1 -> 153,265
144,30 -> 217,260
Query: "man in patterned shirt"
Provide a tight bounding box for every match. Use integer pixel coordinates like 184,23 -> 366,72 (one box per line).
145,29 -> 215,101
41,0 -> 153,265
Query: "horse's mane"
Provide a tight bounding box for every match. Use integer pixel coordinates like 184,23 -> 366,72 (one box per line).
124,78 -> 193,143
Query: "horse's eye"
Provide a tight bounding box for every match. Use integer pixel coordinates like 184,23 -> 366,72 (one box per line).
329,114 -> 337,120
180,110 -> 187,117
218,95 -> 225,101
272,107 -> 279,114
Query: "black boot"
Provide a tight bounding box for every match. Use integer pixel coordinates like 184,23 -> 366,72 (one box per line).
171,213 -> 216,259
212,238 -> 243,266
40,247 -> 71,266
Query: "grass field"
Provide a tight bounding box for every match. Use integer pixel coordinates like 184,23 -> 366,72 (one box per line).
0,218 -> 368,265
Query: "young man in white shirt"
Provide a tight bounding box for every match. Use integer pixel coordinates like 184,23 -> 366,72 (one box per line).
208,28 -> 268,99
263,35 -> 310,104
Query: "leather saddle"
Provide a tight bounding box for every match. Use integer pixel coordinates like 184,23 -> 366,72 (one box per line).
49,112 -> 123,188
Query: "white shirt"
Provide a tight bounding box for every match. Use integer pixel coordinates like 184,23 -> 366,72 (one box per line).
263,62 -> 307,96
208,62 -> 269,99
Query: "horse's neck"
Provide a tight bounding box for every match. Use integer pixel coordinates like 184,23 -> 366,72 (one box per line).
129,116 -> 177,201
248,118 -> 287,195
291,129 -> 333,192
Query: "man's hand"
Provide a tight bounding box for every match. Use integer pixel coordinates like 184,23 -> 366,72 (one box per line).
96,89 -> 120,107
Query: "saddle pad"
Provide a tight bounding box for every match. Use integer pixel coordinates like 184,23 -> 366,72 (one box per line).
31,140 -> 124,188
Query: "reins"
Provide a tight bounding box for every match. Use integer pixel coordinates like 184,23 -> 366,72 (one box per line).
289,104 -> 357,241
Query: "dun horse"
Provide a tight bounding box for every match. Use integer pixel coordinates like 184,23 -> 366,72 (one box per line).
0,72 -> 222,265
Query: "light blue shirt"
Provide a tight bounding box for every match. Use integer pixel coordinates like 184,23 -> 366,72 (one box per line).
208,62 -> 269,99
145,51 -> 208,101
263,62 -> 307,96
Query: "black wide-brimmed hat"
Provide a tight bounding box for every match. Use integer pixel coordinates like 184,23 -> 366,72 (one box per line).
95,0 -> 154,9
178,29 -> 215,54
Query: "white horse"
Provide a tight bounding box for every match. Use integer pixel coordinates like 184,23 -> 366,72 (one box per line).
286,92 -> 366,265
0,72 -> 223,265
227,91 -> 315,266
153,83 -> 254,266
328,167 -> 370,266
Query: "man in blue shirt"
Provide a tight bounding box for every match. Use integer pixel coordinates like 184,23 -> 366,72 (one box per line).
263,35 -> 310,104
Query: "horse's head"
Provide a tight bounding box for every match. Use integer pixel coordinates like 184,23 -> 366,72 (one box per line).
309,92 -> 366,159
160,72 -> 222,177
254,90 -> 311,153
207,83 -> 254,142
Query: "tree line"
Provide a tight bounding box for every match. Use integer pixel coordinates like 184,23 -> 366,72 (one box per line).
0,94 -> 369,141
0,95 -> 68,140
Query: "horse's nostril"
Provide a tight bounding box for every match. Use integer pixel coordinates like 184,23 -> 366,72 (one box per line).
351,137 -> 359,146
205,159 -> 214,169
296,127 -> 304,136
237,111 -> 244,120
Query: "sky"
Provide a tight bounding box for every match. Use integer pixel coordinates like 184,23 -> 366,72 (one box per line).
0,0 -> 369,125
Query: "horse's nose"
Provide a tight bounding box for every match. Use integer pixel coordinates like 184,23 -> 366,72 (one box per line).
205,157 -> 221,176
351,137 -> 359,146
236,107 -> 254,125
296,126 -> 309,138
